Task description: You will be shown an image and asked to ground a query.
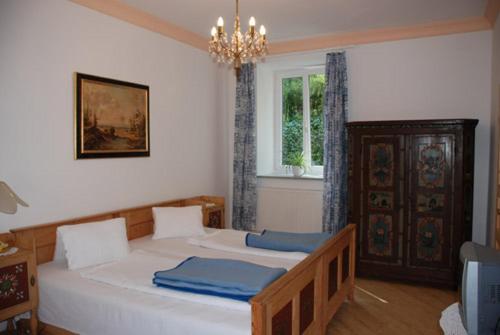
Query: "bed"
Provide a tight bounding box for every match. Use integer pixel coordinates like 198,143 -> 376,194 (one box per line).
10,196 -> 356,335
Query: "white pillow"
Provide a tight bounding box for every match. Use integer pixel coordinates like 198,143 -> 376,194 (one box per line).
152,206 -> 205,239
53,230 -> 66,262
57,218 -> 129,270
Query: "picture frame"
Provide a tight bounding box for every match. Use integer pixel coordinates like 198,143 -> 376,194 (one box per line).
75,73 -> 150,159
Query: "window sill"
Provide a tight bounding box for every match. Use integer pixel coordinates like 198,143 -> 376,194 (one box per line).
257,174 -> 323,191
257,174 -> 323,180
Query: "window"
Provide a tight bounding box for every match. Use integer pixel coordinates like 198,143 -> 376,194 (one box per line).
275,69 -> 326,176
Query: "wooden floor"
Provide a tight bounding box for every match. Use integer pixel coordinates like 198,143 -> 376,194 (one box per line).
327,278 -> 457,335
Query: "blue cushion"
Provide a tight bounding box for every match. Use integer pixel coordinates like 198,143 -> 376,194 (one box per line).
246,230 -> 332,253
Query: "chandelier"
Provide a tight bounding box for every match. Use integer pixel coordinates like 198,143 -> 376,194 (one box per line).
209,0 -> 267,74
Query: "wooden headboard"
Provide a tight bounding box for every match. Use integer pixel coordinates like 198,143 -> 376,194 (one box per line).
9,195 -> 223,265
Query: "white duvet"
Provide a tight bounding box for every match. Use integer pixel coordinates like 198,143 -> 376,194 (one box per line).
80,250 -> 251,311
80,231 -> 303,312
38,231 -> 303,335
187,229 -> 308,261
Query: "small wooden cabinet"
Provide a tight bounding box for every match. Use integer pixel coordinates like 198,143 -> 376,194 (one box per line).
184,196 -> 225,229
347,119 -> 477,287
203,205 -> 225,229
0,247 -> 38,334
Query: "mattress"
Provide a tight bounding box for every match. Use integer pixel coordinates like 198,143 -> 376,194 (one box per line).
38,230 -> 301,335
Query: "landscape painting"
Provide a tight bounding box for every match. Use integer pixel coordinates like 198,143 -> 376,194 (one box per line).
75,73 -> 149,159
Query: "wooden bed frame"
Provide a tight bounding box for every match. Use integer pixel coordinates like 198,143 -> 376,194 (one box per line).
8,195 -> 356,335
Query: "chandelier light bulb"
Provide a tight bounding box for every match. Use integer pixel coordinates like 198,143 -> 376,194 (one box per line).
249,17 -> 256,27
217,17 -> 224,27
259,25 -> 266,35
211,26 -> 217,37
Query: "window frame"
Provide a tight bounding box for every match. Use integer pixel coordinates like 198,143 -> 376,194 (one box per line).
273,67 -> 325,177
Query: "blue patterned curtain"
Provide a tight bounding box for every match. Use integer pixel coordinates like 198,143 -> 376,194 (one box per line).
322,52 -> 348,234
232,64 -> 257,231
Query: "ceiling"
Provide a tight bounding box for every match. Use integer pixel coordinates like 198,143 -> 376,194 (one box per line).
120,0 -> 488,42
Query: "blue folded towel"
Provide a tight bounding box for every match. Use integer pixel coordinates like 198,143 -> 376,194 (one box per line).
246,230 -> 332,253
153,257 -> 286,301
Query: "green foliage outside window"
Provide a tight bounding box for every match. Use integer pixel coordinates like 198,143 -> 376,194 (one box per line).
282,77 -> 303,165
309,74 -> 325,166
281,74 -> 325,167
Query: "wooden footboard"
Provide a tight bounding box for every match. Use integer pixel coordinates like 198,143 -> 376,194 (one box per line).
251,224 -> 356,335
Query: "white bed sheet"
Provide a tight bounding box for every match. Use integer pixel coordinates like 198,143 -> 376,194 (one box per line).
129,231 -> 301,269
38,231 -> 301,335
186,229 -> 308,261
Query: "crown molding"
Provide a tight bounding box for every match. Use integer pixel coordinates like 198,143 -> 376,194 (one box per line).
69,0 -> 207,51
70,0 -> 492,56
268,16 -> 491,55
485,0 -> 500,27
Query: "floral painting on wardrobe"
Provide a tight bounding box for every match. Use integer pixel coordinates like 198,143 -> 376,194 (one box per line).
417,143 -> 445,188
369,143 -> 394,187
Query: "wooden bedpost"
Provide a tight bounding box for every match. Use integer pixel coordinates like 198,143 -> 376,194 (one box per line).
251,299 -> 267,334
348,224 -> 356,301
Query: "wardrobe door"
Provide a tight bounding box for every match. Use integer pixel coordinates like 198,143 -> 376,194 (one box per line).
360,136 -> 402,264
409,134 -> 454,269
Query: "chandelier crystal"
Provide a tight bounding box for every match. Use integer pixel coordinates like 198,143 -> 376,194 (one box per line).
209,0 -> 267,74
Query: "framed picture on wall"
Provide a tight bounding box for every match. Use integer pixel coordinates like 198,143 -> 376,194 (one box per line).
74,73 -> 150,159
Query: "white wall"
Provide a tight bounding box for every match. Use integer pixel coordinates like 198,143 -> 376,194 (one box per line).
0,0 -> 225,231
254,31 -> 492,243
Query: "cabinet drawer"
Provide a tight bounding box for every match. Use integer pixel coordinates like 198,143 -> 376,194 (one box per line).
0,262 -> 29,310
207,209 -> 223,229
